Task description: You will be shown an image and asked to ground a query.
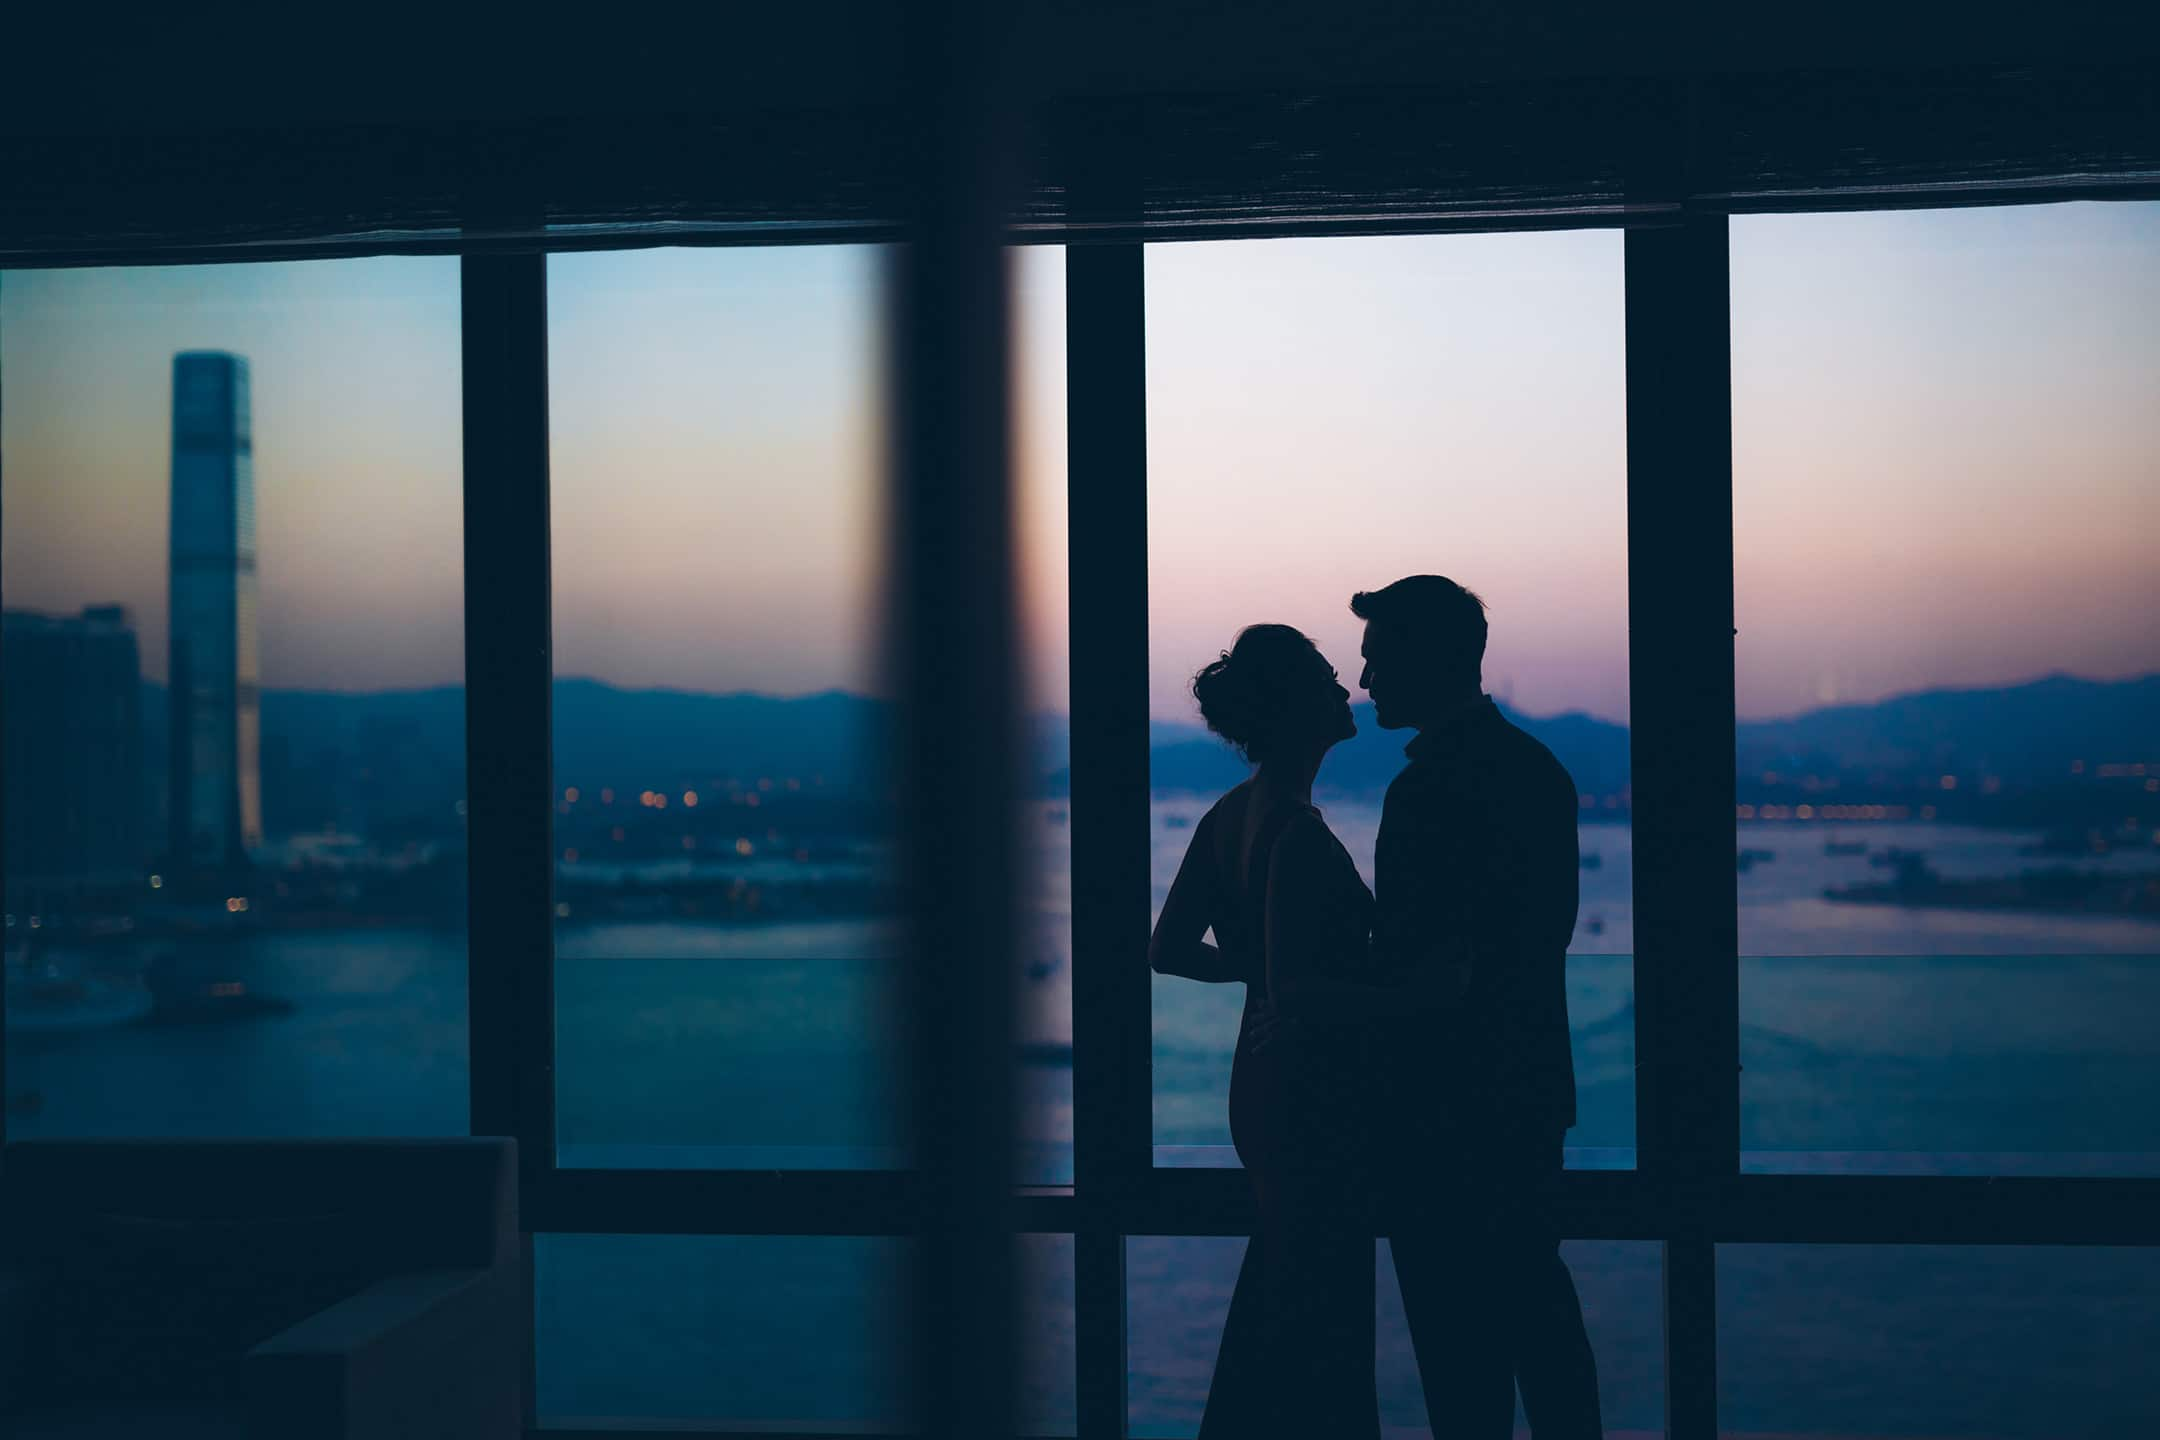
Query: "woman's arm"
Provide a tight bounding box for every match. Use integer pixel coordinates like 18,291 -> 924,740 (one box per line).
1148,813 -> 1238,982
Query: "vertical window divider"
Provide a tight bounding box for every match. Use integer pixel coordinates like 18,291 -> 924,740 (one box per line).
1065,239 -> 1150,1437
0,277 -> 8,1156
889,11 -> 1027,1433
1065,241 -> 1153,1192
460,244 -> 556,1432
1624,209 -> 1740,1440
459,249 -> 559,1187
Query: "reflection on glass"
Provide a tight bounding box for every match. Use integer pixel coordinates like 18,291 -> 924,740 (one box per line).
1127,1236 -> 1661,1437
1143,233 -> 1634,1168
535,1233 -> 1075,1433
2,259 -> 469,1136
1718,1245 -> 2160,1438
546,246 -> 1071,1174
1732,204 -> 2160,1175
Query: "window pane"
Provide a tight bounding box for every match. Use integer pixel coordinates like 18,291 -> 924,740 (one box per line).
3,260 -> 467,1136
1127,1235 -> 1661,1436
1126,1235 -> 1242,1435
1145,233 -> 1634,1169
537,1234 -> 910,1428
547,246 -> 1070,1175
1016,246 -> 1075,1184
548,246 -> 897,1168
536,1233 -> 1074,1432
1732,204 -> 2160,1175
1023,1231 -> 1079,1435
1718,1244 -> 2160,1437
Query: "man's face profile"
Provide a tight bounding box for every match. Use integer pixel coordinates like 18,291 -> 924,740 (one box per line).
1359,621 -> 1414,730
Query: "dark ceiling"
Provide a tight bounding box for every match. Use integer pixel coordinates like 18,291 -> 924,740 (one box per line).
6,1 -> 2156,137
4,2 -> 2155,263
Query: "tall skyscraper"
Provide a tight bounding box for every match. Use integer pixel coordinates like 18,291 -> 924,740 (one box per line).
2,606 -> 145,899
168,351 -> 262,872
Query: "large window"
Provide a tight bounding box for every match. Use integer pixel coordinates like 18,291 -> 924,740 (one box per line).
1143,232 -> 1634,1168
8,200 -> 2155,1440
1731,204 -> 2160,1175
2,259 -> 468,1137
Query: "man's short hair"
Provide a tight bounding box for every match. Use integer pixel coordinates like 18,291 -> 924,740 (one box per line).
1350,574 -> 1488,685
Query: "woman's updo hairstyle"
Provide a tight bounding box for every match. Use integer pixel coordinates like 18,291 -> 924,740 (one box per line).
1191,623 -> 1325,764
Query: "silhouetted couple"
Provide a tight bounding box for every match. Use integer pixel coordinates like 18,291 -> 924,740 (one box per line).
1150,575 -> 1603,1438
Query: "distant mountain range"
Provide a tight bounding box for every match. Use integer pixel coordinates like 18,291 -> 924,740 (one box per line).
1731,673 -> 2160,784
1141,700 -> 1632,797
139,672 -> 2158,826
1141,700 -> 1632,798
1149,672 -> 2160,799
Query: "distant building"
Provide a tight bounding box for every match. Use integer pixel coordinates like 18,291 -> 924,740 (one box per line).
168,351 -> 263,871
2,606 -> 146,896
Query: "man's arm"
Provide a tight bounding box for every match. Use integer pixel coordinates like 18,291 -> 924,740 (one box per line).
1504,761 -> 1581,957
1371,780 -> 1474,1009
1466,758 -> 1580,1016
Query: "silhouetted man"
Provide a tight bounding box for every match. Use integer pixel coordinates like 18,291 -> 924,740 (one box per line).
1354,575 -> 1602,1439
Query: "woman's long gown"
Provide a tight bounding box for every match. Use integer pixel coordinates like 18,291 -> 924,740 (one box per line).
1191,787 -> 1382,1440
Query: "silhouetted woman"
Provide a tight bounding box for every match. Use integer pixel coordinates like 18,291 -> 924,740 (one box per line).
1149,624 -> 1384,1438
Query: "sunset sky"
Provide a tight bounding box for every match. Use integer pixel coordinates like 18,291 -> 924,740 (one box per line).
4,201 -> 2155,723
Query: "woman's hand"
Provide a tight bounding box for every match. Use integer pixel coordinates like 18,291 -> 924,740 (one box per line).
1408,937 -> 1473,1007
1243,996 -> 1291,1054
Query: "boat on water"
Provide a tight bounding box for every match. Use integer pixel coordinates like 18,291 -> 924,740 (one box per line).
4,940 -> 154,1033
2021,823 -> 2155,858
141,973 -> 295,1026
1579,851 -> 1603,870
1736,847 -> 1777,873
1826,859 -> 2160,917
6,924 -> 295,1031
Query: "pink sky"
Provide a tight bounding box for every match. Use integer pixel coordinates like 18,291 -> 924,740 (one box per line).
4,202 -> 2156,723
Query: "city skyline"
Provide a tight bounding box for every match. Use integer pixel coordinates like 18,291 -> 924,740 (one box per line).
1,605 -> 142,890
3,201 -> 2156,724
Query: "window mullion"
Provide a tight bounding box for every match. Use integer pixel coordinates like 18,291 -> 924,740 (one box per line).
460,248 -> 556,1434
460,250 -> 559,1181
1624,213 -> 1741,1175
1065,236 -> 1150,1438
1624,210 -> 1740,1440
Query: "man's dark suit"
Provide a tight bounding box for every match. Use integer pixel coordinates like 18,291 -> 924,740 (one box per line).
1374,696 -> 1602,1438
